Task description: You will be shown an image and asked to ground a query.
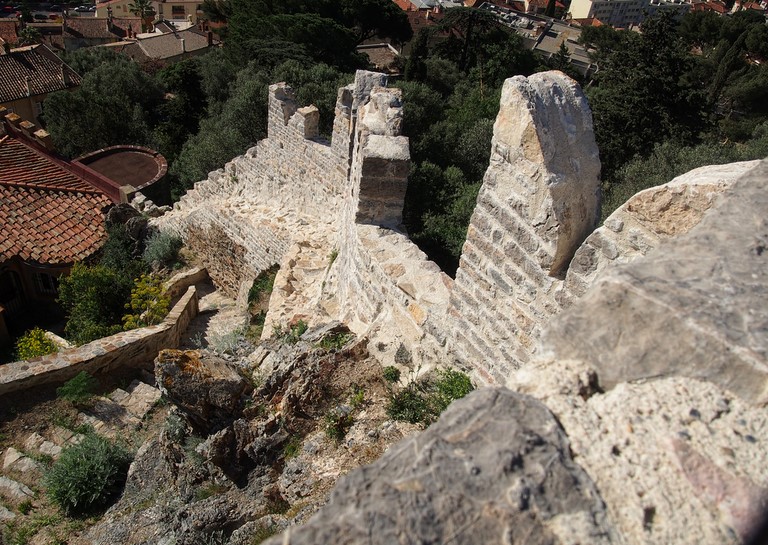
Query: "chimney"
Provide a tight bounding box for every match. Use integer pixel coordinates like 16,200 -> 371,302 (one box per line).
1,41 -> 9,55
207,30 -> 212,47
19,119 -> 36,139
180,37 -> 185,53
127,24 -> 133,39
34,128 -> 54,151
61,65 -> 70,86
25,76 -> 31,97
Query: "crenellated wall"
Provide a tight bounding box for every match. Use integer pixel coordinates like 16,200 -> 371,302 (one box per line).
155,69 -> 754,389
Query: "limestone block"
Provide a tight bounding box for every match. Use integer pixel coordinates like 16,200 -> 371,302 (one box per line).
541,159 -> 768,404
487,71 -> 601,277
351,70 -> 388,110
262,388 -> 616,545
0,476 -> 34,501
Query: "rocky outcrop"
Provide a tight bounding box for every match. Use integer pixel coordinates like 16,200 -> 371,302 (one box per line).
540,160 -> 768,404
561,160 -> 760,302
155,349 -> 252,434
262,388 -> 616,545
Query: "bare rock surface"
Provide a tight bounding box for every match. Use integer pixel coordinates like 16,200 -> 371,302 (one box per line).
263,387 -> 617,545
513,360 -> 768,545
541,159 -> 768,404
562,160 -> 760,301
155,350 -> 252,433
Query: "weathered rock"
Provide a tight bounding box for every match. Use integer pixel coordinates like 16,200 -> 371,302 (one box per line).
263,388 -> 616,545
0,475 -> 34,501
105,203 -> 140,227
561,160 -> 760,302
512,361 -> 768,545
155,350 -> 252,433
540,159 -> 768,404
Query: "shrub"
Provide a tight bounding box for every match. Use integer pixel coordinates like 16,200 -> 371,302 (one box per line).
45,434 -> 132,516
142,231 -> 182,270
15,327 -> 58,360
122,274 -> 170,329
324,408 -> 353,443
382,366 -> 401,384
58,263 -> 131,345
430,369 -> 474,415
318,331 -> 353,351
386,388 -> 431,424
56,371 -> 97,406
386,369 -> 474,426
273,320 -> 308,345
247,266 -> 279,305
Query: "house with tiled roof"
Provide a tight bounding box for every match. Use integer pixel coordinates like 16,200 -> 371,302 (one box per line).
62,16 -> 141,50
0,20 -> 19,49
0,44 -> 81,126
0,110 -> 112,345
119,26 -> 219,63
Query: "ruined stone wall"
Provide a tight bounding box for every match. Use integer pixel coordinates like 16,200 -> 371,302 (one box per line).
447,73 -> 601,383
0,286 -> 198,396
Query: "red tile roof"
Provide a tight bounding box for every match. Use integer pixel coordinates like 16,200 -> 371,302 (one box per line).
0,134 -> 110,265
0,20 -> 18,46
0,44 -> 81,103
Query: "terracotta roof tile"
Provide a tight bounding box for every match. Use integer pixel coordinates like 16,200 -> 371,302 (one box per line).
0,20 -> 18,46
0,134 -> 110,265
0,44 -> 81,103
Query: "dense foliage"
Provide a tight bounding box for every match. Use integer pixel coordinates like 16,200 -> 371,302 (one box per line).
581,11 -> 768,217
42,6 -> 768,275
14,327 -> 58,360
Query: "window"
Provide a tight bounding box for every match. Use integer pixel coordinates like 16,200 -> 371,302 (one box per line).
171,5 -> 185,17
34,272 -> 59,296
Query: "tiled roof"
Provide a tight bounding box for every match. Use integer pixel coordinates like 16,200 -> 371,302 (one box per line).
0,44 -> 81,103
64,17 -> 115,39
134,27 -> 217,60
0,135 -> 110,264
63,16 -> 141,39
0,20 -> 18,45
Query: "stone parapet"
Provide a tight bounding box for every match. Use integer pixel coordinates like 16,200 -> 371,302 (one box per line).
0,287 -> 198,396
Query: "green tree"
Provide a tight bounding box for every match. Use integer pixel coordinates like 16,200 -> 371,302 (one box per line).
587,13 -> 706,179
128,0 -> 155,32
57,264 -> 132,345
338,0 -> 412,45
44,58 -> 163,158
17,26 -> 42,46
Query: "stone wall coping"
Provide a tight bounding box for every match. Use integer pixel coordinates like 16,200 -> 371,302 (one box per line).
0,286 -> 198,396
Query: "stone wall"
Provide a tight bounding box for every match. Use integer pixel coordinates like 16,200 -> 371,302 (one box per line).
447,73 -> 601,383
156,69 -> 758,390
0,286 -> 198,396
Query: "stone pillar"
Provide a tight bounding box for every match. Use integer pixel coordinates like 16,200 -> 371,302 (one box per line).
448,71 -> 601,383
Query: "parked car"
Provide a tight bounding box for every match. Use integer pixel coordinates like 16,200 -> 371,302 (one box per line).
33,12 -> 47,19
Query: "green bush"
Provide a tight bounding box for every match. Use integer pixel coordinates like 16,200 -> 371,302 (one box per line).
324,408 -> 353,443
386,388 -> 430,424
386,369 -> 474,426
318,331 -> 353,351
122,274 -> 170,329
382,366 -> 401,384
273,320 -> 308,345
58,263 -> 131,345
142,231 -> 183,270
247,266 -> 279,305
15,327 -> 58,360
45,434 -> 132,516
56,372 -> 97,406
